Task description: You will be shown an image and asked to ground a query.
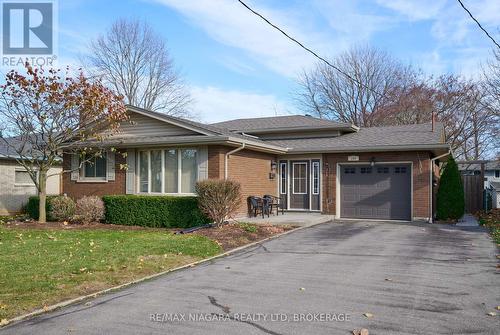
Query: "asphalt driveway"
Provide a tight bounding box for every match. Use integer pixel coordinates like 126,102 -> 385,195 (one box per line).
2,221 -> 499,335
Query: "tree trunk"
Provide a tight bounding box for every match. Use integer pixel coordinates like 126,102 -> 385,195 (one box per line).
38,169 -> 48,223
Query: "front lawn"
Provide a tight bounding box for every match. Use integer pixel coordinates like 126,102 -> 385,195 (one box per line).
0,226 -> 221,321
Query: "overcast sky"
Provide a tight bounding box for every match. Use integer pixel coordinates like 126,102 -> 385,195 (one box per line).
52,0 -> 500,122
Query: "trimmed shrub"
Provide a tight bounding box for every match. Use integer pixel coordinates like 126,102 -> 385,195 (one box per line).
196,179 -> 242,227
26,195 -> 58,221
73,196 -> 105,224
436,156 -> 465,220
102,195 -> 209,228
49,196 -> 76,221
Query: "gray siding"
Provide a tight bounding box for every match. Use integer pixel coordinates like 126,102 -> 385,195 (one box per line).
113,112 -> 200,138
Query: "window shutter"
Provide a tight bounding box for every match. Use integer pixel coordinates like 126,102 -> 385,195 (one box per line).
126,149 -> 136,194
197,146 -> 208,181
107,151 -> 115,181
70,154 -> 79,181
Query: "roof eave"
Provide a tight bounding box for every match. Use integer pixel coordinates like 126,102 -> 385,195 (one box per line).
66,135 -> 288,154
288,143 -> 450,155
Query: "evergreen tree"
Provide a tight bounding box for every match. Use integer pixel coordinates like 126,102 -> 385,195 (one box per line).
436,156 -> 465,220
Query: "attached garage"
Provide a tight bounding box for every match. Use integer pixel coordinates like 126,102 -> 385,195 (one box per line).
339,163 -> 412,220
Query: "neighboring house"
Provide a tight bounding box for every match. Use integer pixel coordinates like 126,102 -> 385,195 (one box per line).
459,160 -> 500,209
63,105 -> 450,221
0,138 -> 62,215
490,182 -> 500,209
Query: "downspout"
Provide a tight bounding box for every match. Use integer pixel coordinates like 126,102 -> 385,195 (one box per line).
225,143 -> 246,180
429,151 -> 451,223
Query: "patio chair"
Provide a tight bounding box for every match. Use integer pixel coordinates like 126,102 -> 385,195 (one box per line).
263,195 -> 285,216
247,196 -> 271,218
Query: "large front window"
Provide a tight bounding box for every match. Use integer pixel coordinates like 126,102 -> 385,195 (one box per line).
139,148 -> 197,194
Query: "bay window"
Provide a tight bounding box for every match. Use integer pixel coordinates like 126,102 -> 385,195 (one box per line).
139,151 -> 149,192
164,149 -> 178,193
138,148 -> 198,194
150,150 -> 162,193
181,149 -> 197,193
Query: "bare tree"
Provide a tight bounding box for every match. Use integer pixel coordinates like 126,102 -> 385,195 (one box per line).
296,45 -> 416,127
483,48 -> 500,113
378,74 -> 498,160
296,44 -> 498,159
0,63 -> 128,223
86,18 -> 191,116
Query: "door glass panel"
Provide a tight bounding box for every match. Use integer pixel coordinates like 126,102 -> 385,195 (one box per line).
280,163 -> 287,194
293,163 -> 307,194
312,162 -> 320,194
164,149 -> 178,193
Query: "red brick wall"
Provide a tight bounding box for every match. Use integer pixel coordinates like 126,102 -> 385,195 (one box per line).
207,146 -> 226,179
62,151 -> 126,199
322,151 -> 432,219
208,146 -> 278,216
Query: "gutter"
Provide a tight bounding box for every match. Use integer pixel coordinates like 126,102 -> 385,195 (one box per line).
429,150 -> 451,223
288,143 -> 451,154
225,143 -> 245,179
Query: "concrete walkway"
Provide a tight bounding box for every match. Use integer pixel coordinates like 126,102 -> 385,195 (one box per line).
456,214 -> 480,227
235,212 -> 334,227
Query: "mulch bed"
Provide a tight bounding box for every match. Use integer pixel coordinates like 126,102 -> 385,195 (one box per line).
476,209 -> 500,226
194,222 -> 296,251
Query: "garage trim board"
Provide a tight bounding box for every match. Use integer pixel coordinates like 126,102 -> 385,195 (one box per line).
335,161 -> 414,221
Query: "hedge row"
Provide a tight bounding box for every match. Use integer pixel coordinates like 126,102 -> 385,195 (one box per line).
26,195 -> 59,221
102,195 -> 210,228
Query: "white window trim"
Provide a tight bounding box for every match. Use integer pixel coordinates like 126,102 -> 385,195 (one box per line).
312,161 -> 320,195
14,168 -> 37,187
80,153 -> 107,181
280,162 -> 287,194
137,148 -> 198,196
292,162 -> 307,195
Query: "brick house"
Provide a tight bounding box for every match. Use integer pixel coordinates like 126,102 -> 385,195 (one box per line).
63,105 -> 450,221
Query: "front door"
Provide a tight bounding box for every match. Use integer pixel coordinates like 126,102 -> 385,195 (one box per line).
290,161 -> 310,210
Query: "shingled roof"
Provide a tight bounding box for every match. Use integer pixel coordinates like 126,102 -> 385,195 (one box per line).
266,123 -> 447,153
211,115 -> 355,132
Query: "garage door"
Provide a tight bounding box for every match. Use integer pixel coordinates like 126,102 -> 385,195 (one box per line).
340,164 -> 411,220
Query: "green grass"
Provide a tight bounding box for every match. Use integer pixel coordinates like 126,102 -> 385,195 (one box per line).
237,222 -> 258,233
0,227 -> 221,320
